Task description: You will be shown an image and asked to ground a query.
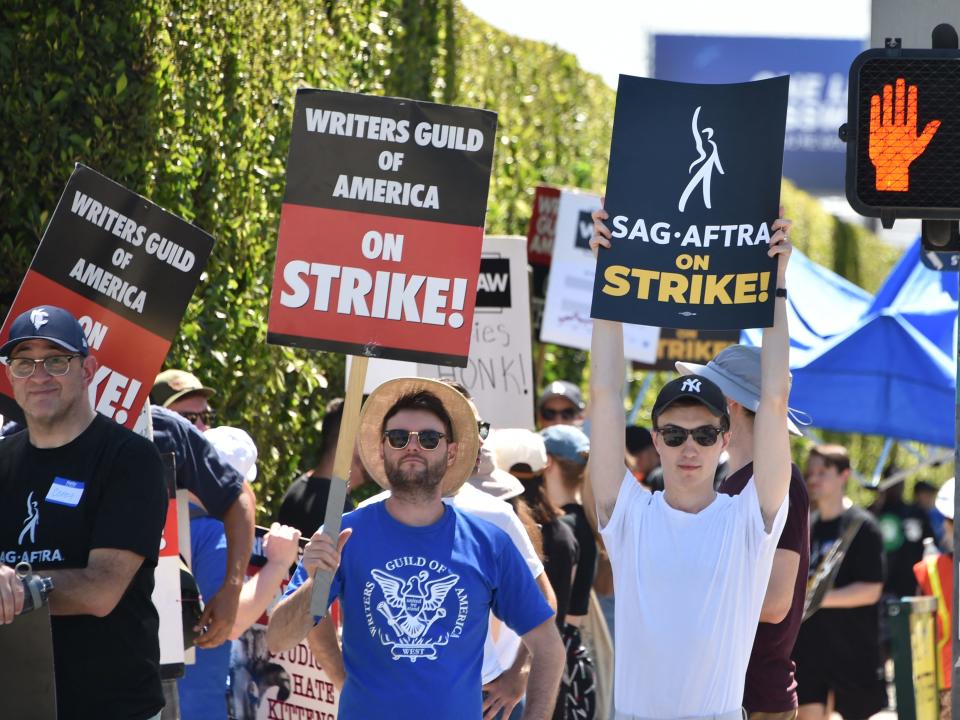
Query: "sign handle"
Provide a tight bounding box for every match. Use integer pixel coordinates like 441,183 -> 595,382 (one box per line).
309,355 -> 368,619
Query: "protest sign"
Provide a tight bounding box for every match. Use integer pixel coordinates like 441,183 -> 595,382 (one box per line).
229,529 -> 340,720
541,189 -> 660,362
267,89 -> 498,367
0,164 -> 215,430
153,453 -> 184,670
0,604 -> 57,719
357,236 -> 535,429
633,328 -> 742,371
591,75 -> 789,330
526,185 -> 560,335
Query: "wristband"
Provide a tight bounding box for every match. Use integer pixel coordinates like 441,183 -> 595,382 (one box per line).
775,287 -> 787,299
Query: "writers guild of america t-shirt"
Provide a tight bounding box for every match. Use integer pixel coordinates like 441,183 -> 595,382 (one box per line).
284,502 -> 554,719
0,416 -> 168,720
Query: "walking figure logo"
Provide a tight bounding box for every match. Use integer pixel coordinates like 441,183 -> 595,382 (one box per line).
678,106 -> 724,213
19,492 -> 39,545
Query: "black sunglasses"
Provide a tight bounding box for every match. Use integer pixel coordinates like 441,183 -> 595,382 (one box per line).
178,409 -> 217,426
477,421 -> 490,440
383,429 -> 447,450
655,424 -> 725,447
540,406 -> 578,421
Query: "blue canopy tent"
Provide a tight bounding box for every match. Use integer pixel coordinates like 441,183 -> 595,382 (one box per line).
786,240 -> 957,447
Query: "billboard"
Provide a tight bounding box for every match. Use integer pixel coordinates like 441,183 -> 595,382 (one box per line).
653,34 -> 865,194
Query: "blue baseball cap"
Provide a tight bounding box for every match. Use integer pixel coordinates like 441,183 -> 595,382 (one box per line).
0,306 -> 89,360
541,424 -> 590,465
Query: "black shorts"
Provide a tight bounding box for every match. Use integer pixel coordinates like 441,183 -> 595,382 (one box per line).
795,661 -> 886,719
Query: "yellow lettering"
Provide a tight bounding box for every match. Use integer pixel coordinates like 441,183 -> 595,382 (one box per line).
658,272 -> 688,304
734,272 -> 758,303
602,265 -> 631,297
703,274 -> 734,304
630,269 -> 660,300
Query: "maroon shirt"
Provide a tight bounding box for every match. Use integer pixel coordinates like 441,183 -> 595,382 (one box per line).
720,462 -> 810,713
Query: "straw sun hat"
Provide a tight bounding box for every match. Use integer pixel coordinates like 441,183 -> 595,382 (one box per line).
357,377 -> 480,496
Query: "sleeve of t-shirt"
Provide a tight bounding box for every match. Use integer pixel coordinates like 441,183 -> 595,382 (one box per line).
598,470 -> 649,562
491,534 -> 555,636
151,406 -> 243,519
190,516 -> 228,602
846,514 -> 885,584
499,506 -> 545,578
90,433 -> 168,563
737,476 -> 789,548
777,467 -> 810,553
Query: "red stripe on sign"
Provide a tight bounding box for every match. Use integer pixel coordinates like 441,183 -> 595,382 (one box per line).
0,271 -> 171,430
268,205 -> 482,361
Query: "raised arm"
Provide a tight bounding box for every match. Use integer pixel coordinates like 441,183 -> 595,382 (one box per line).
587,208 -> 630,527
753,216 -> 793,528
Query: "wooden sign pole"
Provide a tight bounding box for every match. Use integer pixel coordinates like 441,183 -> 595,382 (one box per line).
309,355 -> 368,618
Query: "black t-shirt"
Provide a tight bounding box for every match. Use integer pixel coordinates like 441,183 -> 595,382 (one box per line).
0,416 -> 168,719
877,499 -> 934,597
793,505 -> 885,684
542,516 -> 579,627
277,472 -> 355,536
561,503 -> 597,618
150,405 -> 242,518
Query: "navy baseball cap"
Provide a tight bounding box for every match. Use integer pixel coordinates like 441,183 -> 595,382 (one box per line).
652,374 -> 729,428
541,424 -> 590,465
0,306 -> 89,360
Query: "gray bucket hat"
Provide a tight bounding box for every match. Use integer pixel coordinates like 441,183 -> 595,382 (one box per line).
676,345 -> 807,436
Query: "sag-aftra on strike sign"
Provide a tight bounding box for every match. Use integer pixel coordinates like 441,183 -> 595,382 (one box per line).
267,89 -> 498,367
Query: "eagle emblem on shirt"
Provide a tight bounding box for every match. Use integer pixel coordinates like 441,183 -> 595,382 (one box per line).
368,566 -> 462,662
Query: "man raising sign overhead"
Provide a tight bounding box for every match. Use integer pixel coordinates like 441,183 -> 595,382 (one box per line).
587,207 -> 794,719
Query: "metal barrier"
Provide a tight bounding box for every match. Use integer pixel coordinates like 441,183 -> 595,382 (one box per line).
888,596 -> 940,720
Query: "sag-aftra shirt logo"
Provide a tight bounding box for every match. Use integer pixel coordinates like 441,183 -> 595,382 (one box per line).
364,555 -> 468,662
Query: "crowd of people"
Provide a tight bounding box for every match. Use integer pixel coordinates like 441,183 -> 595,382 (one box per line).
0,207 -> 952,720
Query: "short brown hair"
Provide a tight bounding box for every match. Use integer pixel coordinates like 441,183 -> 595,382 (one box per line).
809,444 -> 850,474
382,391 -> 454,440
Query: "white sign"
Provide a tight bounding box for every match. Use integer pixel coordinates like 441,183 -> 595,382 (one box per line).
356,236 -> 535,429
539,189 -> 660,361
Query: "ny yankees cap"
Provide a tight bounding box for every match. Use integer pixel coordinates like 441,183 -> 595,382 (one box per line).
0,306 -> 89,361
652,374 -> 729,428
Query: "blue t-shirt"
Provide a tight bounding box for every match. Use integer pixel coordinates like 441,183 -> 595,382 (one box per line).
285,502 -> 553,719
178,512 -> 232,720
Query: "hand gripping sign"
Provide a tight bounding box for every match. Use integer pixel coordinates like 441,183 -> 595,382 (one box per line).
590,75 -> 789,331
0,165 -> 215,430
267,89 -> 498,367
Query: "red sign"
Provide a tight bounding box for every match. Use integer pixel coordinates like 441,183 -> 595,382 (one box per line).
526,185 -> 561,267
0,166 -> 214,429
267,89 -> 497,367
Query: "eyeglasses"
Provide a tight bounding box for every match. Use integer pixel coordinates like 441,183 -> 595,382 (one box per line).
177,410 -> 217,426
540,406 -> 578,421
383,429 -> 448,450
655,424 -> 725,447
8,355 -> 80,379
477,421 -> 490,440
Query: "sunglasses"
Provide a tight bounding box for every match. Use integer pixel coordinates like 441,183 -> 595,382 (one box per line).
383,429 -> 448,450
178,410 -> 217,426
540,406 -> 578,421
8,355 -> 81,379
655,424 -> 725,447
477,421 -> 490,440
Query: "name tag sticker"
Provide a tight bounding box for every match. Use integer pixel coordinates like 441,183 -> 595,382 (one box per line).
45,477 -> 85,507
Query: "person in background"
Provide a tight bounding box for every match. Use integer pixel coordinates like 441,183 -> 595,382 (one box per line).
178,425 -> 301,720
913,478 -> 954,720
913,480 -> 946,549
624,425 -> 659,486
793,444 -> 886,720
542,424 -> 597,720
874,479 -> 934,599
278,398 -> 370,536
538,381 -> 585,429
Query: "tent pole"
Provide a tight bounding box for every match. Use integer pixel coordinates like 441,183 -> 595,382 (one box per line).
868,437 -> 895,488
627,372 -> 655,426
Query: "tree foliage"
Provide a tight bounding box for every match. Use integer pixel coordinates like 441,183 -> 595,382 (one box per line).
1,1 -> 930,516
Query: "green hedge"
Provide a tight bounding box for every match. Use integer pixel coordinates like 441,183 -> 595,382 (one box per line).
1,2 -> 931,516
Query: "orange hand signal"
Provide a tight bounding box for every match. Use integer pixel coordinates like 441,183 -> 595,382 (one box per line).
869,78 -> 941,192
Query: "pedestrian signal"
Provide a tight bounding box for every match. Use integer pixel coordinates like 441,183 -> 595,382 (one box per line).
845,49 -> 960,224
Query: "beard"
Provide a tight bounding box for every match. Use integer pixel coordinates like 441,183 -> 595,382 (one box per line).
385,453 -> 447,500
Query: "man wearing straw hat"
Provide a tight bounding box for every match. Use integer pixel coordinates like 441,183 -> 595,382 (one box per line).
268,378 -> 565,719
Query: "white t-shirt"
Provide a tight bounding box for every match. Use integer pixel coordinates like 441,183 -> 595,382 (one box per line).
358,484 -> 544,682
600,472 -> 788,718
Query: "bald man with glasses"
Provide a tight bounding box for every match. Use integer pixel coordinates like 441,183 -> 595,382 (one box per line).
0,305 -> 167,720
